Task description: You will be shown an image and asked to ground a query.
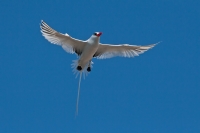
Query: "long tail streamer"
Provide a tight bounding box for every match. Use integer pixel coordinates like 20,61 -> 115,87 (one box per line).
72,59 -> 93,117
75,71 -> 82,116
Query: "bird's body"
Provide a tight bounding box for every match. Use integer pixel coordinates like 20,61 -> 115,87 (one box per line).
78,35 -> 100,70
40,20 -> 159,115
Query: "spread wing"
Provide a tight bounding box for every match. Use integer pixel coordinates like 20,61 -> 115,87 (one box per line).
94,42 -> 159,59
40,20 -> 86,56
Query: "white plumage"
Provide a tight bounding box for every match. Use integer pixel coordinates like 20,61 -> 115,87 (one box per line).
40,20 -> 158,66
40,20 -> 159,115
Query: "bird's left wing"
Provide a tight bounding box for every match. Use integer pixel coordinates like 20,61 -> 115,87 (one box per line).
94,42 -> 159,59
40,20 -> 86,56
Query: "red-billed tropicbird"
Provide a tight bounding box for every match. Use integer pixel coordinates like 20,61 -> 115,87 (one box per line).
40,20 -> 159,115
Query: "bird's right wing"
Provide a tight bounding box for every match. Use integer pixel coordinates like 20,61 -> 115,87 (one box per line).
94,43 -> 159,59
40,20 -> 86,56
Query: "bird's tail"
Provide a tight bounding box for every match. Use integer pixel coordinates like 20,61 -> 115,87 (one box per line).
71,59 -> 93,117
71,59 -> 93,79
75,71 -> 82,116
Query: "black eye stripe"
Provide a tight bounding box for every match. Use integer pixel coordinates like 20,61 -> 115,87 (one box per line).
93,32 -> 97,35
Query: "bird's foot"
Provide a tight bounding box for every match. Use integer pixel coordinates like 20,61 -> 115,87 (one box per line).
77,66 -> 82,71
87,67 -> 91,72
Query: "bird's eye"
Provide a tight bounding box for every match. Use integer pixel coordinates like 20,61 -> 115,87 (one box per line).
93,32 -> 97,36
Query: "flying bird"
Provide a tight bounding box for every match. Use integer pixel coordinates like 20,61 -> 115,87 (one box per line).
40,20 -> 159,116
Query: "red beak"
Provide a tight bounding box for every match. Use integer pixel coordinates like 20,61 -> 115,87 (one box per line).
97,32 -> 102,37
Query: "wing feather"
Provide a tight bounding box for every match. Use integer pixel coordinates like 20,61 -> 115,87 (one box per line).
40,20 -> 86,56
94,42 -> 159,59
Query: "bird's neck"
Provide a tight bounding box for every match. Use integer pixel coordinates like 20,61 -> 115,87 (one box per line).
87,35 -> 100,44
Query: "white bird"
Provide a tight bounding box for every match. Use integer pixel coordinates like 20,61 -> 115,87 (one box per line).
40,20 -> 159,116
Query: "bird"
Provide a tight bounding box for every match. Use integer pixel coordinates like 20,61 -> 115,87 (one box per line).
40,20 -> 159,116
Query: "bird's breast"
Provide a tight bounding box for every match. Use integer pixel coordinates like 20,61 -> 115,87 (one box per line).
79,43 -> 98,62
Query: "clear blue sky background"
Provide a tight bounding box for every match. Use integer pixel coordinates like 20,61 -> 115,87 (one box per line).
0,0 -> 200,133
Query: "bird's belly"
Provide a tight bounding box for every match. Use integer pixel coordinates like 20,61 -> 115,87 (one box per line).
78,45 -> 97,67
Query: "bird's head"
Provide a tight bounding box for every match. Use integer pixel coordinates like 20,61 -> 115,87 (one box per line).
93,32 -> 102,37
88,32 -> 102,43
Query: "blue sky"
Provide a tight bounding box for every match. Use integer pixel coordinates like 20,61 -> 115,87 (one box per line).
0,0 -> 200,132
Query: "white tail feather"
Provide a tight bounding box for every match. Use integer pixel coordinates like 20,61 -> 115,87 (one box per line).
71,59 -> 93,116
76,72 -> 82,116
71,59 -> 93,79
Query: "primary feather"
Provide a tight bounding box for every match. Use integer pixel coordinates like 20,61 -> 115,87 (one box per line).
94,43 -> 158,59
40,20 -> 86,56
